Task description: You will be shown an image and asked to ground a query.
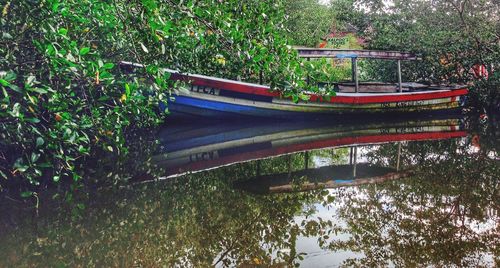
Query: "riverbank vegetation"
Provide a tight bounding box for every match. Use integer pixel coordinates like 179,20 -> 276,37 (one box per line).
0,0 -> 309,193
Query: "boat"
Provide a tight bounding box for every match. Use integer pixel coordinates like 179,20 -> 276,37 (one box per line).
159,71 -> 467,118
120,48 -> 468,118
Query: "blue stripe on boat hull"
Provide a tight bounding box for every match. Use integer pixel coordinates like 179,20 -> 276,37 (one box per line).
166,95 -> 463,119
169,95 -> 302,118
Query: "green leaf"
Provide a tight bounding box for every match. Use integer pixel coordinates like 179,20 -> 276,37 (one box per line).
8,84 -> 22,93
1,87 -> 8,100
2,32 -> 13,39
31,153 -> 40,163
36,137 -> 45,148
28,87 -> 48,94
11,103 -> 21,117
46,44 -> 56,56
78,145 -> 88,154
13,158 -> 28,172
53,176 -> 60,182
79,47 -> 90,56
102,63 -> 115,70
99,71 -> 111,79
4,71 -> 17,81
26,75 -> 36,86
37,163 -> 52,168
52,2 -> 60,12
125,83 -> 131,97
21,191 -> 34,198
146,65 -> 158,74
139,42 -> 149,53
0,79 -> 9,86
25,118 -> 41,123
58,28 -> 68,36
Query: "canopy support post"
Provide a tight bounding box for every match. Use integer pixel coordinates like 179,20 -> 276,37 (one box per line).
397,60 -> 402,93
353,146 -> 358,178
306,57 -> 310,85
349,147 -> 353,165
352,58 -> 359,93
304,151 -> 309,170
256,160 -> 261,177
396,142 -> 402,171
287,155 -> 292,179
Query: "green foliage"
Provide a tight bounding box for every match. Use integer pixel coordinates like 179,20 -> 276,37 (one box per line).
0,0 -> 172,190
334,0 -> 500,108
284,0 -> 335,47
303,58 -> 351,84
284,0 -> 372,48
281,0 -> 365,86
0,0 -> 311,191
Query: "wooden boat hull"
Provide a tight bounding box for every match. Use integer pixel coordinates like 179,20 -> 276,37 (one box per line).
169,91 -> 462,118
118,62 -> 468,118
163,70 -> 468,118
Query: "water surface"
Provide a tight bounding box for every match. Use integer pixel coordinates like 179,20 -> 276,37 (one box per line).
1,114 -> 498,267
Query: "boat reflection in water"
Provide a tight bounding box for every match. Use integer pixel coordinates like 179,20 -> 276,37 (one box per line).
155,114 -> 467,191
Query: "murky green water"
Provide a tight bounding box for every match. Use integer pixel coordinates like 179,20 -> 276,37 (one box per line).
1,114 -> 498,267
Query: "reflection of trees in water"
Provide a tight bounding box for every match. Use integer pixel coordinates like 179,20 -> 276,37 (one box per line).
327,137 -> 499,267
0,154 -> 333,267
0,129 -> 497,267
250,148 -> 349,177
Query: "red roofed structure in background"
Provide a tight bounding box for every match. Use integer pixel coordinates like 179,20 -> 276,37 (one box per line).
318,23 -> 366,49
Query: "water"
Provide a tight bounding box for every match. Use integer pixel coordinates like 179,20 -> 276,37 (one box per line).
1,114 -> 498,267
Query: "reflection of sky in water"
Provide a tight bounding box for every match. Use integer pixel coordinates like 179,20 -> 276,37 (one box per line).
312,146 -> 376,168
294,188 -> 365,267
291,184 -> 498,267
295,237 -> 362,267
299,146 -> 401,266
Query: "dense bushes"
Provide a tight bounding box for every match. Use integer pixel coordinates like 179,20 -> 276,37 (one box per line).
327,0 -> 500,109
0,0 -> 309,192
284,0 -> 499,111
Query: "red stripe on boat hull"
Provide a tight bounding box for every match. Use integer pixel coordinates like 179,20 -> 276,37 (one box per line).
170,73 -> 278,97
308,89 -> 468,104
